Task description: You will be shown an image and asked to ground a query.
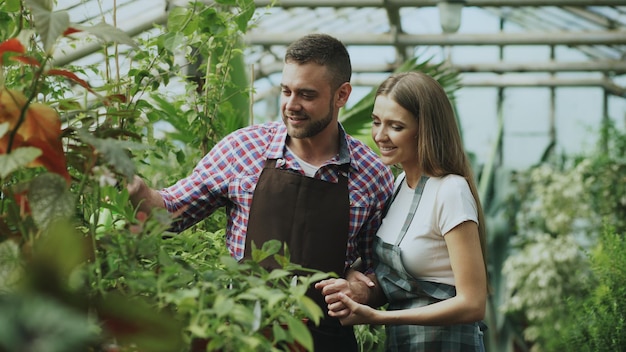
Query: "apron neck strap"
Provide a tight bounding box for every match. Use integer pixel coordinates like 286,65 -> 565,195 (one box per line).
395,174 -> 429,246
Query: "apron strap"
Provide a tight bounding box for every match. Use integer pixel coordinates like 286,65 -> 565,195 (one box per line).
394,174 -> 429,246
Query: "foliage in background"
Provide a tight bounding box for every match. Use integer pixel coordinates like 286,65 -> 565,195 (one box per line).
500,122 -> 626,351
0,0 -> 332,351
538,226 -> 626,352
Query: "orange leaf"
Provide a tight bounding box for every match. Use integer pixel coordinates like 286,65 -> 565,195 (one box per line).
0,89 -> 26,127
0,89 -> 70,182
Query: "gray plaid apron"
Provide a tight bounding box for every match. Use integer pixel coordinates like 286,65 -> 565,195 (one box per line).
374,175 -> 486,352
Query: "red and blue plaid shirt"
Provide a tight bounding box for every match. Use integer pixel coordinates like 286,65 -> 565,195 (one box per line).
159,121 -> 394,271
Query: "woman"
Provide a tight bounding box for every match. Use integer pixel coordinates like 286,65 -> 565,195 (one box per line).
323,71 -> 488,351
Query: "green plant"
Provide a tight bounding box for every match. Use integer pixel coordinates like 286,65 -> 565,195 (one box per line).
1,0 -> 331,351
536,227 -> 626,352
354,324 -> 386,352
500,124 -> 626,351
159,239 -> 329,351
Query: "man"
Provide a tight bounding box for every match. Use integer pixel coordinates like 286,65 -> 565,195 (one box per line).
127,33 -> 394,351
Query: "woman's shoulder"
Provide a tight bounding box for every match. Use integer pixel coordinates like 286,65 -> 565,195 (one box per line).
428,174 -> 468,188
427,174 -> 472,199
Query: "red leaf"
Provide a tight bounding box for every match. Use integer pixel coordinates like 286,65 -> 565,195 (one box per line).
0,38 -> 26,65
0,38 -> 25,55
47,69 -> 94,93
63,27 -> 82,36
10,55 -> 41,66
27,137 -> 71,182
105,94 -> 127,104
13,191 -> 31,216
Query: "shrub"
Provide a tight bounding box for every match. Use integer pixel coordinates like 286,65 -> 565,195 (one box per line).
537,227 -> 626,351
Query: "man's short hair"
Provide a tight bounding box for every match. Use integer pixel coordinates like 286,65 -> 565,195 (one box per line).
285,33 -> 352,90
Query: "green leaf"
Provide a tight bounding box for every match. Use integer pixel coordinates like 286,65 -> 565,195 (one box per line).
25,0 -> 70,54
214,295 -> 235,318
74,22 -> 138,48
0,122 -> 9,137
297,295 -> 324,326
285,314 -> 313,351
0,147 -> 42,179
28,173 -> 75,229
0,293 -> 97,350
234,4 -> 255,33
266,269 -> 291,281
166,7 -> 189,33
0,241 -> 22,292
5,0 -> 22,12
161,32 -> 186,55
78,129 -> 150,181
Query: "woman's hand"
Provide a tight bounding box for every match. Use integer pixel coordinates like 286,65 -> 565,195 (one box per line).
315,269 -> 375,318
332,292 -> 379,326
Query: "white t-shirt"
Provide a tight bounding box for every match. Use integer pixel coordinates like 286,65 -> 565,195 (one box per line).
376,173 -> 478,286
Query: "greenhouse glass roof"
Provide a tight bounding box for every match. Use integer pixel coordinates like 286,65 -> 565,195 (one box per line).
52,0 -> 626,169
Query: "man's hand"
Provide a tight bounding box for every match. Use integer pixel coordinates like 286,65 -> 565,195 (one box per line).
126,175 -> 166,215
314,269 -> 375,318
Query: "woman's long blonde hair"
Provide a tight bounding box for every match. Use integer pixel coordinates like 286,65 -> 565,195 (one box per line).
376,71 -> 488,280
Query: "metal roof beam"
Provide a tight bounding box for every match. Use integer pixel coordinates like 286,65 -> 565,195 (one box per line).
245,31 -> 626,46
454,60 -> 626,73
461,76 -> 626,97
253,60 -> 626,77
351,75 -> 626,96
252,0 -> 626,8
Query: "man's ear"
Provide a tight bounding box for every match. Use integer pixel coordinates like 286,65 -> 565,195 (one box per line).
335,82 -> 352,108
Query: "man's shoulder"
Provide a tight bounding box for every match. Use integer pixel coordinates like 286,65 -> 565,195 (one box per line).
232,121 -> 284,136
345,134 -> 385,166
344,134 -> 393,189
224,121 -> 285,145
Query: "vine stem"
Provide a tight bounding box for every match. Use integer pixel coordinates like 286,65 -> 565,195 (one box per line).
6,56 -> 50,153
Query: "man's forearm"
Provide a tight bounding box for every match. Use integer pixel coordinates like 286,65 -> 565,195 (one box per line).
128,176 -> 166,215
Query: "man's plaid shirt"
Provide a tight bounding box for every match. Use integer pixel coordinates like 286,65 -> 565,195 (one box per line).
159,121 -> 394,271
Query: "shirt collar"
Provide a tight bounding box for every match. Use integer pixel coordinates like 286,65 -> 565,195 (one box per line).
266,122 -> 354,168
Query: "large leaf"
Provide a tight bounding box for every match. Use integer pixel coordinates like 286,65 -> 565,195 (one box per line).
78,130 -> 150,181
285,314 -> 313,351
25,0 -> 70,54
0,293 -> 97,351
0,147 -> 42,179
28,173 -> 75,229
95,293 -> 184,352
0,240 -> 22,292
74,22 -> 139,49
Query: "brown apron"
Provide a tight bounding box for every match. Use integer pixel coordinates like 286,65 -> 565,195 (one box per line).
243,159 -> 357,352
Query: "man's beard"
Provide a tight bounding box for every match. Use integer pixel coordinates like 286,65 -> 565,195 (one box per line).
285,100 -> 334,139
